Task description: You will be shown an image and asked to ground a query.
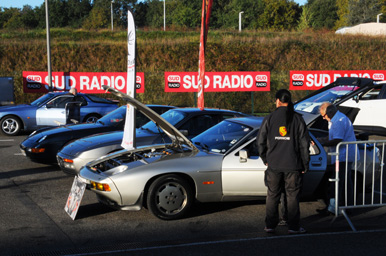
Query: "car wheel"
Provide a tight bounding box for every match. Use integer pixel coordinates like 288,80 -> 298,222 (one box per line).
1,116 -> 21,136
147,175 -> 193,220
84,114 -> 100,123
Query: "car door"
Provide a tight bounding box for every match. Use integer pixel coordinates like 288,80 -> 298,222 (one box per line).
222,136 -> 267,196
36,95 -> 74,126
221,133 -> 327,197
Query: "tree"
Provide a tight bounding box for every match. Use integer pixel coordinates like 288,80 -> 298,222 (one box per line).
83,6 -> 109,29
169,0 -> 201,28
20,5 -> 40,29
211,0 -> 232,29
297,5 -> 312,30
145,0 -> 164,28
335,0 -> 349,28
216,0 -> 264,30
2,8 -> 23,29
259,0 -> 302,30
347,0 -> 381,25
134,1 -> 149,27
308,0 -> 338,29
66,0 -> 92,28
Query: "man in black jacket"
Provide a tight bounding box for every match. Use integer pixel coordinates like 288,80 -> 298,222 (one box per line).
257,89 -> 310,234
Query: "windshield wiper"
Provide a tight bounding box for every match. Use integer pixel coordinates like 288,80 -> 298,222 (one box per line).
194,141 -> 210,151
98,120 -> 105,125
140,126 -> 155,133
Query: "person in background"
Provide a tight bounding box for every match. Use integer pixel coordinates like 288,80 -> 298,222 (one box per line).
257,89 -> 310,234
316,103 -> 355,215
68,87 -> 77,96
66,87 -> 81,124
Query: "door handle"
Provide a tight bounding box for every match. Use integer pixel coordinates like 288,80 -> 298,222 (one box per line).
310,161 -> 322,166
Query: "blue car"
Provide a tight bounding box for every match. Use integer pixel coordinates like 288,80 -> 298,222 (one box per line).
0,92 -> 118,136
19,104 -> 175,164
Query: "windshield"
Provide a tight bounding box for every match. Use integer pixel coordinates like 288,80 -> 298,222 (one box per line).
98,106 -> 126,125
192,120 -> 252,154
140,109 -> 186,133
30,93 -> 56,106
294,85 -> 359,114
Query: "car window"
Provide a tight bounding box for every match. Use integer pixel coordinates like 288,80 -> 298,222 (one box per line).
73,96 -> 87,106
179,115 -> 217,137
141,110 -> 186,133
46,95 -> 75,108
152,107 -> 174,114
359,85 -> 383,100
86,94 -> 114,104
234,131 -> 259,157
309,139 -> 320,155
98,106 -> 126,126
294,85 -> 359,114
30,93 -> 56,106
136,112 -> 150,128
192,120 -> 253,154
222,114 -> 239,119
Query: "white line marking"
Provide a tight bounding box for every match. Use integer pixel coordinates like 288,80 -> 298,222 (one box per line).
14,153 -> 24,156
63,229 -> 386,256
0,139 -> 15,142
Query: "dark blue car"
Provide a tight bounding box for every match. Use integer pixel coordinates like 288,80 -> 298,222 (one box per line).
0,92 -> 118,135
20,105 -> 175,164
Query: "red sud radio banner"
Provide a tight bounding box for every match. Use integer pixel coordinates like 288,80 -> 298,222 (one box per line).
23,71 -> 145,94
290,70 -> 386,90
165,72 -> 270,92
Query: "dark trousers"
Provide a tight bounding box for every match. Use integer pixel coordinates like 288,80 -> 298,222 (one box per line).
265,169 -> 303,230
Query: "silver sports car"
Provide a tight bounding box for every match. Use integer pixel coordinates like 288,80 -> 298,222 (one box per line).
58,107 -> 247,175
78,86 -> 329,220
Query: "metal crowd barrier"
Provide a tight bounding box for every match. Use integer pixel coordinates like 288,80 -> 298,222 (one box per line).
330,140 -> 386,231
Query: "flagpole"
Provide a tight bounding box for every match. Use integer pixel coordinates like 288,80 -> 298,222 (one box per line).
197,0 -> 213,111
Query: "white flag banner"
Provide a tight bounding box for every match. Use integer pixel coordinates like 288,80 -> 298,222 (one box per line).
121,10 -> 136,150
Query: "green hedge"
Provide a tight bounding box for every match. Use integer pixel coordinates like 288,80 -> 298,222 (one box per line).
2,28 -> 386,114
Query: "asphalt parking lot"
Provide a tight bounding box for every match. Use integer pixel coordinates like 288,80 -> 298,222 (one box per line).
1,134 -> 386,256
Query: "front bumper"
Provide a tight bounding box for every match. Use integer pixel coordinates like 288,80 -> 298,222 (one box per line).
20,144 -> 56,163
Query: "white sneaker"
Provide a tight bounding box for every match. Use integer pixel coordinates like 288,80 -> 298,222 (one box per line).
288,227 -> 306,234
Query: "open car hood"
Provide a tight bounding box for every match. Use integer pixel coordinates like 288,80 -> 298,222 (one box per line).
102,85 -> 198,151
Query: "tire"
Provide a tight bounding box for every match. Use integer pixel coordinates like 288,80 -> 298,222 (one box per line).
147,175 -> 193,220
1,116 -> 22,136
84,114 -> 100,123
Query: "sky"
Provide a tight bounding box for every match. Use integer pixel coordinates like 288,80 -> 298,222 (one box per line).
1,0 -> 308,9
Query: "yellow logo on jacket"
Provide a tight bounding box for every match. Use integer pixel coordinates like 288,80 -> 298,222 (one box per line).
279,126 -> 287,136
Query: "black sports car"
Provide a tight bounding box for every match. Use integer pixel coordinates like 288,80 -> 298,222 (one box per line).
20,105 -> 175,164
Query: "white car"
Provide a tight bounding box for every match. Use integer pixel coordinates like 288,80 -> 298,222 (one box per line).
295,77 -> 386,136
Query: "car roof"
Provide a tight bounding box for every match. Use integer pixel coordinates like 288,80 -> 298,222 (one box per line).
226,116 -> 264,128
171,108 -> 242,114
146,104 -> 176,108
334,77 -> 374,87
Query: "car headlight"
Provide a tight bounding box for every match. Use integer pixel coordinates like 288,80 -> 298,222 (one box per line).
37,135 -> 47,143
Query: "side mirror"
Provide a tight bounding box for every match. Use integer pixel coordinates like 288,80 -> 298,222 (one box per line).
179,130 -> 189,136
353,95 -> 359,103
239,149 -> 248,163
46,104 -> 53,109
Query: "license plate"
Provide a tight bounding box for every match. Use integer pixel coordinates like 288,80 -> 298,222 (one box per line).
64,176 -> 86,220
